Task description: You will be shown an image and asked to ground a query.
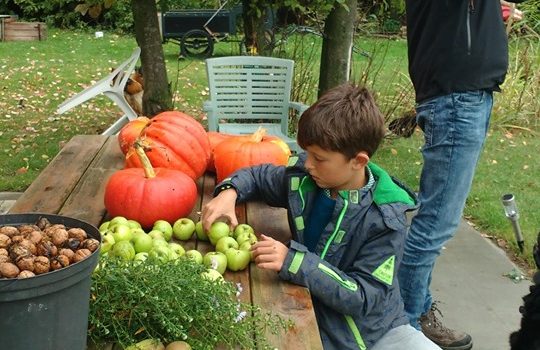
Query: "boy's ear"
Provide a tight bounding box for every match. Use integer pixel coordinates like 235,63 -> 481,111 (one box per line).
352,151 -> 370,168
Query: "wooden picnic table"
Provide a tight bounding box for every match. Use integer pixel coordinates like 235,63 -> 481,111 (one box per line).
8,134 -> 323,350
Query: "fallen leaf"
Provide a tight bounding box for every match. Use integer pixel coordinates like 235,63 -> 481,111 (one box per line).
391,148 -> 398,155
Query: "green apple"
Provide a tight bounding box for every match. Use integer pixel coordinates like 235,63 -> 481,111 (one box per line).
127,219 -> 142,229
111,240 -> 135,261
152,220 -> 173,241
233,223 -> 255,239
225,248 -> 251,272
201,268 -> 224,282
203,251 -> 227,275
168,242 -> 186,258
173,218 -> 196,241
134,252 -> 149,264
110,216 -> 129,227
148,246 -> 171,264
208,221 -> 230,246
238,241 -> 254,261
215,236 -> 239,253
131,228 -> 147,242
148,229 -> 165,241
133,234 -> 153,253
111,224 -> 133,242
236,231 -> 258,246
152,239 -> 169,249
184,249 -> 203,264
100,232 -> 115,254
195,221 -> 209,241
99,221 -> 110,233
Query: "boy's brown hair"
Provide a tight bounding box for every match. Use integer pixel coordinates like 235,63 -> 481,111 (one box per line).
297,84 -> 385,158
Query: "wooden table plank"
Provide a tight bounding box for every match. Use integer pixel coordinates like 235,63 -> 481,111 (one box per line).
9,135 -> 107,214
247,201 -> 322,350
59,137 -> 124,227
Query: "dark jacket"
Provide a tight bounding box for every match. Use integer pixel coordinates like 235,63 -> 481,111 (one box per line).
215,155 -> 418,349
406,0 -> 525,102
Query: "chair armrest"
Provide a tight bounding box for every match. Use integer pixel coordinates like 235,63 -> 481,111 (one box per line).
289,101 -> 309,115
203,100 -> 213,112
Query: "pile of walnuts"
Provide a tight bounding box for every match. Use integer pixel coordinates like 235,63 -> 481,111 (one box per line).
0,217 -> 100,279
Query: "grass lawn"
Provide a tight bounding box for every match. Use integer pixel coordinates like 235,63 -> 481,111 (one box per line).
0,28 -> 538,269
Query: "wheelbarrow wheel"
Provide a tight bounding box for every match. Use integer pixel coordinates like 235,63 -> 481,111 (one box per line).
181,29 -> 214,58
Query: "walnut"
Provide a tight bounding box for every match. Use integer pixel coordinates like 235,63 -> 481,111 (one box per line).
51,229 -> 69,247
0,226 -> 19,237
73,249 -> 92,263
36,217 -> 51,231
59,248 -> 75,262
18,224 -> 39,235
16,256 -> 34,272
0,234 -> 11,249
9,243 -> 32,261
66,238 -> 81,250
81,238 -> 100,252
68,228 -> 87,241
36,241 -> 58,258
0,255 -> 10,264
18,239 -> 37,255
0,248 -> 8,256
44,224 -> 66,236
11,235 -> 24,243
18,270 -> 36,278
0,262 -> 20,278
26,230 -> 43,244
51,255 -> 70,270
33,256 -> 50,275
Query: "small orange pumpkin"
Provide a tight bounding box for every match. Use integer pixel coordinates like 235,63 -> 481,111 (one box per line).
104,142 -> 198,229
206,131 -> 234,173
213,128 -> 291,182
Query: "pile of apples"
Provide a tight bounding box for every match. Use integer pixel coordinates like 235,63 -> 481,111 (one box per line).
98,216 -> 258,280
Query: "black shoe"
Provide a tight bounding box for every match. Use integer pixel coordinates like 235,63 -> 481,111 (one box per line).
420,303 -> 473,350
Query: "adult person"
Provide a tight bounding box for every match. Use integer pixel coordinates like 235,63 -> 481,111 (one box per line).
398,1 -> 525,350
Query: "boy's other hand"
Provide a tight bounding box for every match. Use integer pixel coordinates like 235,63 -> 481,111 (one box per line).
202,189 -> 239,232
251,234 -> 288,272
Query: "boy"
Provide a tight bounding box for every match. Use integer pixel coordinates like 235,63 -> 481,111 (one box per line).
202,84 -> 439,350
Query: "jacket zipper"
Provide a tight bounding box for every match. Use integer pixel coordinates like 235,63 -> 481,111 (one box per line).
467,0 -> 475,55
320,196 -> 348,259
317,263 -> 358,291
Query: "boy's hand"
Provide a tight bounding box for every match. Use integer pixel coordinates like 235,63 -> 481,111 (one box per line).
251,234 -> 288,272
202,189 -> 239,232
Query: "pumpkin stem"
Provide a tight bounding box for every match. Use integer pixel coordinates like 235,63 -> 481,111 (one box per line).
251,127 -> 267,143
134,141 -> 156,179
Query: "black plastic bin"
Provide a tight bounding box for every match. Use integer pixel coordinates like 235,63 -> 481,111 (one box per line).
0,213 -> 101,350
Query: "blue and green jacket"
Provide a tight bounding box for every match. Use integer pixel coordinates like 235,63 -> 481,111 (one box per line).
215,154 -> 418,349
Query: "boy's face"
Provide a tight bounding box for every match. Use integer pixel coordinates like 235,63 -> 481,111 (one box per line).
304,145 -> 368,191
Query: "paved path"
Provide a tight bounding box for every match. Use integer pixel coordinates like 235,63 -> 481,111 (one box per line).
431,220 -> 531,350
0,192 -> 533,349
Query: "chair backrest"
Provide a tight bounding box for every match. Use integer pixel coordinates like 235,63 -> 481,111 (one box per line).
205,56 -> 294,134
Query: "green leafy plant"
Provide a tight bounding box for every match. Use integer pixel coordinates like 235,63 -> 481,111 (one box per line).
88,258 -> 292,349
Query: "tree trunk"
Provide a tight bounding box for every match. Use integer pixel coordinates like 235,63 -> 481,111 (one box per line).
131,0 -> 172,116
318,0 -> 357,97
241,0 -> 273,55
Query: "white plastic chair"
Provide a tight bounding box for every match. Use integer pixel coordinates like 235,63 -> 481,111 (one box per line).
204,56 -> 308,153
56,47 -> 141,136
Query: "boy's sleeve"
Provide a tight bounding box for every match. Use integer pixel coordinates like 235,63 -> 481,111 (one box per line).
214,164 -> 289,208
278,226 -> 404,316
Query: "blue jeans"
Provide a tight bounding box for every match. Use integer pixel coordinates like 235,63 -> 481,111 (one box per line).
397,90 -> 493,329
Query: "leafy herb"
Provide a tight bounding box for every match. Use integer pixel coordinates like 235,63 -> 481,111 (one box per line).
88,258 -> 291,349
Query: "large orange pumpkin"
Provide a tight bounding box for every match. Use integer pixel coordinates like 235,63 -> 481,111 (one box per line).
104,143 -> 198,229
119,111 -> 211,180
213,128 -> 291,182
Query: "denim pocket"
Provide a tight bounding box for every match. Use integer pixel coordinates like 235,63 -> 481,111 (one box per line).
453,90 -> 485,105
